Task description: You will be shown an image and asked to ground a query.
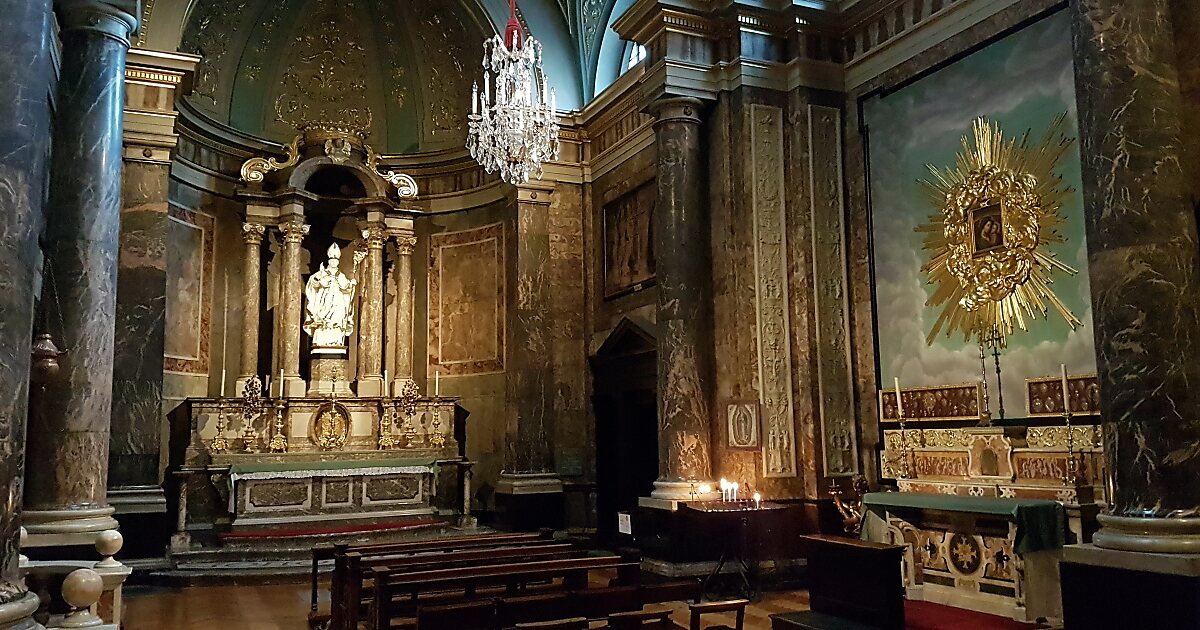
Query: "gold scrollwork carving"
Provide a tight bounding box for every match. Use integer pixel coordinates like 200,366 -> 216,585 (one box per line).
240,135 -> 302,183
366,145 -> 419,198
919,116 -> 1080,347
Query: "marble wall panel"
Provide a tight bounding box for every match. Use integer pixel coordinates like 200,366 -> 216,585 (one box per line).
428,222 -> 505,375
111,162 -> 170,488
163,206 -> 214,375
550,183 -> 592,484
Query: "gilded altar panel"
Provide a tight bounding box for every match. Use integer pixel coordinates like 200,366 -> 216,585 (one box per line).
428,222 -> 505,376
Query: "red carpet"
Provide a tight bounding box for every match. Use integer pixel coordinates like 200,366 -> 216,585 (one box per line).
218,518 -> 441,540
905,600 -> 1040,630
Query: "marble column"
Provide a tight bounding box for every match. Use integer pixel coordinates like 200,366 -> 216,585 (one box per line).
238,223 -> 265,383
391,233 -> 417,392
1071,0 -> 1200,550
357,224 -> 385,396
497,183 -> 562,502
277,220 -> 309,397
25,0 -> 138,540
646,97 -> 716,503
0,0 -> 55,623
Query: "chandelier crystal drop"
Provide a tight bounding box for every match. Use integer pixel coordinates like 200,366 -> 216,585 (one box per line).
467,0 -> 560,185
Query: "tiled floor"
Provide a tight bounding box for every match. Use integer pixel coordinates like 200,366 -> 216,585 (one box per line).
122,582 -> 810,630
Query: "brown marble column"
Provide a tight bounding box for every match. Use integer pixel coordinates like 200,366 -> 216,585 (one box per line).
357,224 -> 385,396
645,97 -> 716,502
1071,0 -> 1200,550
391,233 -> 417,392
25,0 -> 138,540
277,219 -> 309,397
239,223 -> 265,382
0,0 -> 55,623
496,183 -> 562,505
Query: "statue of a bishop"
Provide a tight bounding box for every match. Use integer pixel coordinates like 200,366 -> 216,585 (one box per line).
303,243 -> 365,348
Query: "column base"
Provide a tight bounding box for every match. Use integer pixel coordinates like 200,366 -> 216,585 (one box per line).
106,486 -> 166,515
0,591 -> 41,630
1062,543 -> 1200,628
23,507 -> 118,547
282,377 -> 307,398
639,480 -> 720,511
1093,513 -> 1200,553
357,376 -> 384,397
495,472 -> 563,531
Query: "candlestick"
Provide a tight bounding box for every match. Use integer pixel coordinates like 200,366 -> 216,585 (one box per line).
893,376 -> 904,418
1060,363 -> 1070,412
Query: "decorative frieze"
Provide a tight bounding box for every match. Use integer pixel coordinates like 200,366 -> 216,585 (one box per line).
749,104 -> 797,479
808,104 -> 859,477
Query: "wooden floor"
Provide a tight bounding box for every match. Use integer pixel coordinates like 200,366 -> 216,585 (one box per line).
122,582 -> 811,630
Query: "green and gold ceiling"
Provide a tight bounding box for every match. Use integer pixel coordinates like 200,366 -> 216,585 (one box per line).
179,0 -> 491,154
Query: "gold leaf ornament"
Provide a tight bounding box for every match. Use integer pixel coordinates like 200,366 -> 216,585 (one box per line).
918,116 -> 1082,347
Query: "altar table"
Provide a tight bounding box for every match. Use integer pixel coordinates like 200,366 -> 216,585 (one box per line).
861,492 -> 1066,623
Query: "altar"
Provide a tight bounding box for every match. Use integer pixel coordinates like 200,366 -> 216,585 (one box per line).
862,492 -> 1065,623
167,122 -> 479,557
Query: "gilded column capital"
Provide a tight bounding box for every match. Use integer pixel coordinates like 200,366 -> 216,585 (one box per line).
242,222 -> 266,245
278,221 -> 310,244
361,226 -> 387,250
55,0 -> 139,45
394,235 -> 418,256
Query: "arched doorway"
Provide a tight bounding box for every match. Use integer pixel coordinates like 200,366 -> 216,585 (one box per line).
590,317 -> 658,544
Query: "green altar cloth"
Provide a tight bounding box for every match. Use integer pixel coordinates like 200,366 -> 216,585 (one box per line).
863,492 -> 1065,554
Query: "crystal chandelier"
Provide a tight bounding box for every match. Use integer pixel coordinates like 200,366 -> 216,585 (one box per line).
467,0 -> 560,185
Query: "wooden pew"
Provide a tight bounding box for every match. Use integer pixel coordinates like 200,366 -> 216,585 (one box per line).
315,532 -> 550,617
372,558 -> 638,629
332,545 -> 583,630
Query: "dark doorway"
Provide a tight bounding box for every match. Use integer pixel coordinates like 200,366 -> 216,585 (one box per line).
591,318 -> 659,544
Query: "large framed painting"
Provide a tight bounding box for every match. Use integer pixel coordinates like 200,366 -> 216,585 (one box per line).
602,182 -> 655,299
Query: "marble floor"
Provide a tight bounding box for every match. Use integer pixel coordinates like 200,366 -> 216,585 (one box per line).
122,582 -> 811,630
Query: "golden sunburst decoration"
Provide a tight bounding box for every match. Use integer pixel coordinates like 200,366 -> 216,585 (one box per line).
918,115 -> 1082,347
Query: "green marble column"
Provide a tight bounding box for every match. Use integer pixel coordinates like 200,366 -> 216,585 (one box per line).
1071,0 -> 1200,550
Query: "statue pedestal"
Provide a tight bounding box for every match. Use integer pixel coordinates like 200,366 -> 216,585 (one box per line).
308,346 -> 352,396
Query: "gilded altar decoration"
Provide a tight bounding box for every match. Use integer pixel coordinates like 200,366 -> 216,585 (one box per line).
240,376 -> 265,452
918,115 -> 1081,346
311,401 -> 351,451
240,134 -> 301,183
879,383 -> 983,422
1026,373 -> 1100,417
303,244 -> 366,348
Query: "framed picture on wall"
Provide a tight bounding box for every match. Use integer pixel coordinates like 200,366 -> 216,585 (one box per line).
726,401 -> 760,449
602,182 -> 656,299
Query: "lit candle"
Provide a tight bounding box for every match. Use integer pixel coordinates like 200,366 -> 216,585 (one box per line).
383,370 -> 389,398
894,376 -> 904,418
719,478 -> 728,501
698,483 -> 712,497
1060,363 -> 1070,413
732,482 -> 739,502
753,492 -> 762,510
471,82 -> 478,115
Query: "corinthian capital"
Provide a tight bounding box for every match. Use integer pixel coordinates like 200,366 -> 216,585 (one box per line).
279,221 -> 310,244
394,235 -> 418,256
242,222 -> 266,245
361,226 -> 387,250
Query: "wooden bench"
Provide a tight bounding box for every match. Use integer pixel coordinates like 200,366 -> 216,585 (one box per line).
331,545 -> 584,630
372,557 -> 639,628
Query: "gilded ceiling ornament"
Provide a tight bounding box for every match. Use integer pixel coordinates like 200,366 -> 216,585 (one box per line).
240,134 -> 302,183
918,115 -> 1081,347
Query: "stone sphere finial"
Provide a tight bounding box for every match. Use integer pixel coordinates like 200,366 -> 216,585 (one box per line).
95,530 -> 123,568
60,568 -> 104,628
